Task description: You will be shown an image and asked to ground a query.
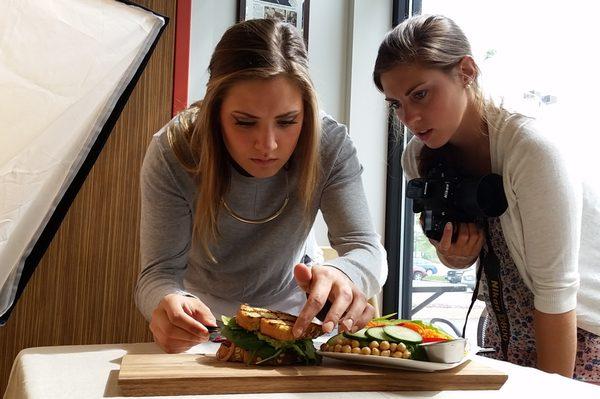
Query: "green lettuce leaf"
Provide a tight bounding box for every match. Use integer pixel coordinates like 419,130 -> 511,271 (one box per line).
219,316 -> 320,364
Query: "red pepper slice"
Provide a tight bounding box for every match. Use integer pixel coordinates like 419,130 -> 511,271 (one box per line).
422,337 -> 448,343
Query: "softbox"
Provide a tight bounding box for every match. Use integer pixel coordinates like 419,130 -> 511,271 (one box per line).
0,0 -> 167,323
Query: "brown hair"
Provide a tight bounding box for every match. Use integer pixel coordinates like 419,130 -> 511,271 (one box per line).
373,15 -> 492,176
169,19 -> 321,261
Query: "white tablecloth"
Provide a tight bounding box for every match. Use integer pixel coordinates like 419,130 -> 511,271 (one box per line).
4,342 -> 599,398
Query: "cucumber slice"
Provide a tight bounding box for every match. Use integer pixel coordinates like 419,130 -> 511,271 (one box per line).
383,325 -> 423,343
365,327 -> 395,341
343,327 -> 369,341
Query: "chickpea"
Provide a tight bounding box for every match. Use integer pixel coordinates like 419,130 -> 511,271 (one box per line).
360,346 -> 372,355
342,339 -> 351,346
333,336 -> 344,346
402,351 -> 411,359
334,344 -> 342,352
371,347 -> 380,356
397,342 -> 407,352
368,341 -> 379,349
351,347 -> 361,354
389,343 -> 398,352
342,345 -> 352,354
392,350 -> 404,358
320,343 -> 329,351
380,350 -> 391,357
350,340 -> 360,348
379,341 -> 390,351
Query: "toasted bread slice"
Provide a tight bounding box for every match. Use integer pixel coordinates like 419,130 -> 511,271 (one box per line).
235,303 -> 267,331
235,303 -> 322,341
260,318 -> 296,341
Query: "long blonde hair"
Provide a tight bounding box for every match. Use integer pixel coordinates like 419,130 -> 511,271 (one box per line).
170,19 -> 320,261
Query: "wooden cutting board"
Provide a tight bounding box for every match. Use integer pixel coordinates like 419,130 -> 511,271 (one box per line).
118,353 -> 508,396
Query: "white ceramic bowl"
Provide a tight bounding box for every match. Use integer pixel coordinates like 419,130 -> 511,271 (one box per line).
420,338 -> 467,363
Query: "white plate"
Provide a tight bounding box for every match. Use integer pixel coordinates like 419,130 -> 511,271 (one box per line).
317,350 -> 470,372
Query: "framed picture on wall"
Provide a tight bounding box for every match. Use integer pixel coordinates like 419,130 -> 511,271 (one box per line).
238,0 -> 310,47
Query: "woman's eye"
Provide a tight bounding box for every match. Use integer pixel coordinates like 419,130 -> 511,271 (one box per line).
278,119 -> 298,126
412,90 -> 427,100
234,120 -> 255,127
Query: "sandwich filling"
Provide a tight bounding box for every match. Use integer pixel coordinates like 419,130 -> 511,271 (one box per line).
216,304 -> 322,365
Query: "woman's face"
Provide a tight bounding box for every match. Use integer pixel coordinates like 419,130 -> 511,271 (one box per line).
220,76 -> 304,178
380,63 -> 469,149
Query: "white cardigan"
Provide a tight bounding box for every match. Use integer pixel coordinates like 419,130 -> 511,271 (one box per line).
402,106 -> 600,336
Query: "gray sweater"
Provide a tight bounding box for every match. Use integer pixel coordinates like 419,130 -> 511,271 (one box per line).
135,111 -> 387,321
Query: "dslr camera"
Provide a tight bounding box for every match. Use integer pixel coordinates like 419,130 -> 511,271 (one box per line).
406,162 -> 508,241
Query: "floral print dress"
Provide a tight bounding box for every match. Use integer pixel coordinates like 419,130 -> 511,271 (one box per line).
477,217 -> 600,383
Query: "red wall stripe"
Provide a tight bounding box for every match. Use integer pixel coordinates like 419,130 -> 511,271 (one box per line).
172,0 -> 191,116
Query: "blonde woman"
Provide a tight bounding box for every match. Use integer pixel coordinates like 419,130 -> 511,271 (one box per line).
373,14 -> 599,382
136,19 -> 387,353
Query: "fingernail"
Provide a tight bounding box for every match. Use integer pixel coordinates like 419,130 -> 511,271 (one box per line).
342,319 -> 353,331
293,326 -> 303,339
445,222 -> 452,230
322,321 -> 334,333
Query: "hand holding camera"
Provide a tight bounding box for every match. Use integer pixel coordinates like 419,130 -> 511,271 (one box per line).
409,161 -> 508,269
429,221 -> 485,269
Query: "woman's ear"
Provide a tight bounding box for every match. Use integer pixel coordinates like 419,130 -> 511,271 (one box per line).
458,55 -> 478,86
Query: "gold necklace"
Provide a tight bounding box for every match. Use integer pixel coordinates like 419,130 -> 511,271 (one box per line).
222,196 -> 289,224
222,172 -> 289,224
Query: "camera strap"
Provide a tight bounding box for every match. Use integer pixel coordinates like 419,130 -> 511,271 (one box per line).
462,262 -> 483,338
462,223 -> 511,361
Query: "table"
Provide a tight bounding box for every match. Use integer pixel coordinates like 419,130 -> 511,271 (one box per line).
5,341 -> 598,398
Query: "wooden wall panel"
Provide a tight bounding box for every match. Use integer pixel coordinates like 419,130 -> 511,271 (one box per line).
0,0 -> 177,393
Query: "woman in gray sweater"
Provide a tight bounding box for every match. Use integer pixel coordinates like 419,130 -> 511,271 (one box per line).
136,19 -> 387,353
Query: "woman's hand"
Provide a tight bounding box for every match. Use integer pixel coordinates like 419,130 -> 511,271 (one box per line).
149,293 -> 217,353
292,263 -> 375,338
430,222 -> 485,269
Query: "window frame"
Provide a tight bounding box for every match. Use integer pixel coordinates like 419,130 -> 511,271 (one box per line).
382,0 -> 421,319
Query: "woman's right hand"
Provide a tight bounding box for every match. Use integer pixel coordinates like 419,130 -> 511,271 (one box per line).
430,222 -> 484,269
149,293 -> 217,353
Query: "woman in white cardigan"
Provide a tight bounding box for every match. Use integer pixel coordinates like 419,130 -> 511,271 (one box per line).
373,14 -> 599,383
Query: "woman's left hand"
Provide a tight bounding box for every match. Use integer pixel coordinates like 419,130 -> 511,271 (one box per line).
292,263 -> 375,338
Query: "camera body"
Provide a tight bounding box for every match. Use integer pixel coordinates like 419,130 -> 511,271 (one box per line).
406,163 -> 508,241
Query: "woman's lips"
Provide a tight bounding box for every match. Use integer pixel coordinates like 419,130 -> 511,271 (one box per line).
414,128 -> 433,142
251,158 -> 277,166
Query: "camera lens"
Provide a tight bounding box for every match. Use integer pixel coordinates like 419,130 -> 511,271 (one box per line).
477,174 -> 508,217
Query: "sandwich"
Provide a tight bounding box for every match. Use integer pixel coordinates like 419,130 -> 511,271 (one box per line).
215,303 -> 323,366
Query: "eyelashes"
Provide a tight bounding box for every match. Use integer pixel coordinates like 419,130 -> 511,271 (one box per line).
233,119 -> 298,127
387,89 -> 429,109
412,89 -> 428,100
234,120 -> 254,126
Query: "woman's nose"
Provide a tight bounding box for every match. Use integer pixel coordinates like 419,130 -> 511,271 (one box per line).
254,126 -> 278,153
398,106 -> 420,127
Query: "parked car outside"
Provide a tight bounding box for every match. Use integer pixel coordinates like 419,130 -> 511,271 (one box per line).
413,257 -> 439,276
445,270 -> 464,284
412,264 -> 427,281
